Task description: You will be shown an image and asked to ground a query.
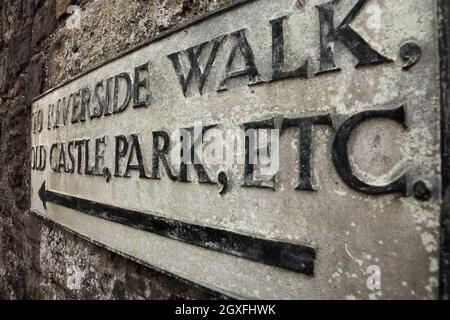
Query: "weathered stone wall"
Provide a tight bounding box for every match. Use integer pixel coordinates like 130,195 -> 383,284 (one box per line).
0,0 -> 231,300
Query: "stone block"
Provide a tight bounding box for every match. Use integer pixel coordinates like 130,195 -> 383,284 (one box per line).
32,1 -> 56,46
8,24 -> 32,76
26,53 -> 45,105
0,53 -> 7,92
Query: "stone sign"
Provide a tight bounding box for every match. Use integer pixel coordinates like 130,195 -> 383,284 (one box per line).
31,0 -> 448,299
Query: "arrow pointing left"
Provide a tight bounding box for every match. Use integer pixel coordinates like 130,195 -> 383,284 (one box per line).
37,181 -> 316,275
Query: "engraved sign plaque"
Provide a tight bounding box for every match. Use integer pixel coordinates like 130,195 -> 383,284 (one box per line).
31,0 -> 448,299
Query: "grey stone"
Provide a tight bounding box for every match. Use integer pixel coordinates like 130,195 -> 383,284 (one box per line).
8,23 -> 31,76
32,1 -> 56,46
26,53 -> 45,105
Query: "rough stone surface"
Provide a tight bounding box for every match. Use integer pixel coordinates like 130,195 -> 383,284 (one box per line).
45,0 -> 232,88
32,1 -> 56,46
1,0 -> 232,300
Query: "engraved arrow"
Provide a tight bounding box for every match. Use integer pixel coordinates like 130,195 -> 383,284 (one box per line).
38,181 -> 315,275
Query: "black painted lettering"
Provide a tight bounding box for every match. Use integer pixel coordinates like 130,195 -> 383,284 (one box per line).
32,113 -> 36,134
37,109 -> 43,132
94,136 -> 107,176
68,141 -> 76,173
332,105 -> 408,195
103,77 -> 114,116
124,134 -> 150,179
53,102 -> 60,129
79,88 -> 92,122
31,147 -> 36,170
270,16 -> 309,82
58,96 -> 71,126
57,143 -> 67,173
283,115 -> 333,191
92,80 -> 107,119
115,135 -> 128,177
47,104 -> 54,130
316,0 -> 392,75
169,35 -> 225,96
179,126 -> 215,184
33,110 -> 44,133
39,146 -> 46,171
243,117 -> 282,190
71,92 -> 81,123
74,140 -> 84,174
84,139 -> 94,175
151,131 -> 178,181
217,29 -> 264,91
50,143 -> 58,172
133,62 -> 151,108
113,73 -> 132,114
32,146 -> 46,171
